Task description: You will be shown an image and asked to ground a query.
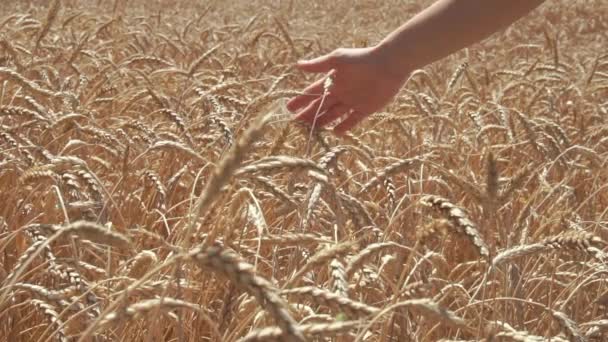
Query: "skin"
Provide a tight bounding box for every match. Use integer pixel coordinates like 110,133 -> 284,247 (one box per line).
287,0 -> 547,135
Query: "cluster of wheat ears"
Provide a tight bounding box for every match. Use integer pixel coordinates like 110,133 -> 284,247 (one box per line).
1,0 -> 608,341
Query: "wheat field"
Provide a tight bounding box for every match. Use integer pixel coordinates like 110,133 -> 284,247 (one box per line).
1,0 -> 608,341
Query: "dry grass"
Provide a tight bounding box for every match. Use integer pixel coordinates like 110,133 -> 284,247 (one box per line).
1,0 -> 608,340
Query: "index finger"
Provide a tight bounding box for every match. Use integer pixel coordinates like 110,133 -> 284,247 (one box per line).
286,77 -> 326,112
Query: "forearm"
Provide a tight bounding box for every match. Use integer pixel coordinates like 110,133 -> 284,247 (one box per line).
376,0 -> 546,74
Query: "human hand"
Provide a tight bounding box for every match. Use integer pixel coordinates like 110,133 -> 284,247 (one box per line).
287,46 -> 410,135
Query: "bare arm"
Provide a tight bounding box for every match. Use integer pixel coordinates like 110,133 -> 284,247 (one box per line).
288,0 -> 547,134
378,0 -> 547,74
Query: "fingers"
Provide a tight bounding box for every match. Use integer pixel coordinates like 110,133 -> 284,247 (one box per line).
296,53 -> 337,73
293,94 -> 368,134
334,110 -> 368,136
288,51 -> 341,112
286,77 -> 325,112
294,96 -> 337,125
313,103 -> 351,128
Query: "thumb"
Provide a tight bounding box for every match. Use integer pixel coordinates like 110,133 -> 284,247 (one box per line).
297,52 -> 339,73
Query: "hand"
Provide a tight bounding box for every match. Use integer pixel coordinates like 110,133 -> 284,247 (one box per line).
287,46 -> 409,135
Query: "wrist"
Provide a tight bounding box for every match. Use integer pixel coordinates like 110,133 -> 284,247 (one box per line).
372,38 -> 418,82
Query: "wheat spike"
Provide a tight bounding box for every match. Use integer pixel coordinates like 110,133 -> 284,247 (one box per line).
420,195 -> 490,259
190,245 -> 305,342
238,320 -> 364,342
284,241 -> 357,289
281,286 -> 378,317
99,297 -> 201,326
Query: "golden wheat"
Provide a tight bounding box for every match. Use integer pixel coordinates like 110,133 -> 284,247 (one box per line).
1,0 -> 607,341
